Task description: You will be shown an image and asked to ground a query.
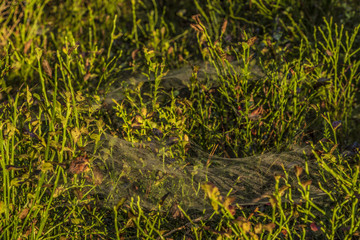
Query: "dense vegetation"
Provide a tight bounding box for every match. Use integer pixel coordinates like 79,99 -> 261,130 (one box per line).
0,0 -> 359,239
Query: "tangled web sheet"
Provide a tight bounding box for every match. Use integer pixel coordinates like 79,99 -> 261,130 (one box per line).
84,133 -> 325,211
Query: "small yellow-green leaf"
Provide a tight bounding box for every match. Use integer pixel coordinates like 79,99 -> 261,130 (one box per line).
27,193 -> 35,199
254,223 -> 263,234
201,182 -> 222,212
11,178 -> 24,187
250,232 -> 259,240
80,126 -> 88,135
35,47 -> 43,60
49,140 -> 62,150
202,182 -> 221,200
0,201 -> 5,214
71,218 -> 83,225
76,92 -> 85,102
274,174 -> 282,182
242,221 -> 252,233
183,134 -> 189,142
264,222 -> 276,232
90,133 -> 100,141
141,107 -> 147,117
6,122 -> 17,138
62,146 -> 73,152
135,115 -> 143,123
96,119 -> 104,130
53,186 -> 65,198
41,162 -> 54,172
26,85 -> 33,105
115,197 -> 127,211
71,127 -> 81,144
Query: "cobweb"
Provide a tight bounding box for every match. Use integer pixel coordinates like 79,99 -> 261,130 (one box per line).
86,60 -> 326,212
84,133 -> 324,212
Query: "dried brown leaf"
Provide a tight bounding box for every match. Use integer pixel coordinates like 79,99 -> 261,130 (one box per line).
42,59 -> 52,78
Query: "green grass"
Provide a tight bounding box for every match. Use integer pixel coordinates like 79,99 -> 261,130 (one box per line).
0,0 -> 360,239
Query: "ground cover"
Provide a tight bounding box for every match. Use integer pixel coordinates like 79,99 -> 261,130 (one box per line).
0,0 -> 360,239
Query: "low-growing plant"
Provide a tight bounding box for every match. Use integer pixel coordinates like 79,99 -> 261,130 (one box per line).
0,0 -> 359,239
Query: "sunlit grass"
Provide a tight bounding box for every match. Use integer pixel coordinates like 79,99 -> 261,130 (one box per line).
0,0 -> 359,239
